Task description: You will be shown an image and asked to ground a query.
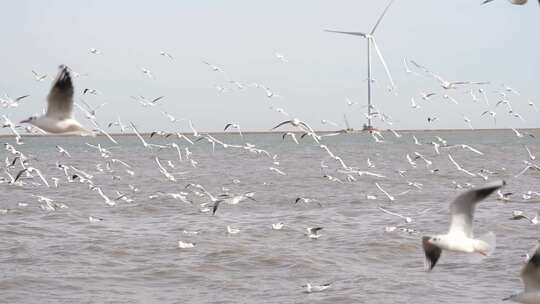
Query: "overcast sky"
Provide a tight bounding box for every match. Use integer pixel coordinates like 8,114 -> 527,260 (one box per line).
1,0 -> 539,132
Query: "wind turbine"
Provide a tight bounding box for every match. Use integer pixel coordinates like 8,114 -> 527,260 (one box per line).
326,0 -> 397,131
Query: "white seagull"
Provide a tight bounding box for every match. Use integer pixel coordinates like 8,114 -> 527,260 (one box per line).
422,180 -> 504,271
20,65 -> 92,135
303,283 -> 331,293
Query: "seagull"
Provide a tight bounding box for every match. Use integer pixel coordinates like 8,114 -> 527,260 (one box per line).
482,0 -> 536,6
422,180 -> 504,271
88,216 -> 104,223
525,146 -> 536,161
272,118 -> 314,133
160,51 -> 174,60
497,190 -> 514,201
130,122 -> 166,149
294,197 -> 322,207
56,145 -> 71,158
375,183 -> 395,201
478,88 -> 490,106
269,167 -> 286,176
89,48 -> 101,55
379,206 -> 412,223
32,70 -> 47,82
503,243 -> 540,303
275,52 -> 288,62
420,92 -> 436,101
445,144 -> 484,156
389,129 -> 402,138
20,65 -> 92,135
272,222 -> 284,230
346,97 -> 359,106
282,132 -> 299,144
410,97 -> 421,109
528,100 -> 538,112
306,227 -> 323,239
463,116 -> 474,129
443,94 -> 459,104
510,210 -> 538,225
509,129 -> 526,139
481,110 -> 497,124
108,116 -> 127,132
413,135 -> 421,146
178,241 -> 195,249
141,67 -> 154,79
202,61 -> 224,73
515,161 -> 540,178
212,192 -> 256,215
155,157 -> 177,182
448,154 -> 477,177
227,225 -> 241,234
13,166 -> 49,187
303,283 -> 331,293
406,154 -> 417,168
224,123 -> 243,137
92,186 -> 121,207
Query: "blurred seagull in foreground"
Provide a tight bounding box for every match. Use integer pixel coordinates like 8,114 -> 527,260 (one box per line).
503,243 -> 540,303
20,65 -> 92,135
482,0 -> 538,6
422,180 -> 504,271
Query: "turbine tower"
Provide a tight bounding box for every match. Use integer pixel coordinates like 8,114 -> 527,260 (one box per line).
326,0 -> 397,131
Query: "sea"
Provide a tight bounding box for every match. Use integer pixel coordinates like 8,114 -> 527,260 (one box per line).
1,129 -> 539,303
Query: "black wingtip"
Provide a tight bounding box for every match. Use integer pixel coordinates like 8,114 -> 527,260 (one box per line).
53,64 -> 72,90
422,236 -> 441,272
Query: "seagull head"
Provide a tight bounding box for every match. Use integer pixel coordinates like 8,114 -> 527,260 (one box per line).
426,236 -> 443,246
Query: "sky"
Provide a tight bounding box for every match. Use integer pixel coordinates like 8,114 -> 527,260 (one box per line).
1,0 -> 539,133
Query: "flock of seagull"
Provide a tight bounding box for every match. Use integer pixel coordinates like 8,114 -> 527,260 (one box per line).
1,2 -> 540,302
2,60 -> 538,300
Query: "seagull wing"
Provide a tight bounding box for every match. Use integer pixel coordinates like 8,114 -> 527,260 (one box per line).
448,180 -> 504,238
46,65 -> 74,119
13,168 -> 28,183
272,120 -> 292,130
422,236 -> 442,271
212,200 -> 222,215
31,167 -> 50,187
151,96 -> 165,104
522,245 -> 540,292
310,227 -> 323,234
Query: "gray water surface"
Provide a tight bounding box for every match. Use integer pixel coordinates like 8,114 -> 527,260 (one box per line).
1,130 -> 539,303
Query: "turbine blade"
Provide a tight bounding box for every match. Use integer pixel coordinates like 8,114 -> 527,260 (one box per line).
370,0 -> 396,35
371,37 -> 396,89
325,30 -> 367,37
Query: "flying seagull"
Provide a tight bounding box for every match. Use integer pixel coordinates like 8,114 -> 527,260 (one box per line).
503,243 -> 540,302
482,0 -> 539,5
20,65 -> 91,135
422,180 -> 505,271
